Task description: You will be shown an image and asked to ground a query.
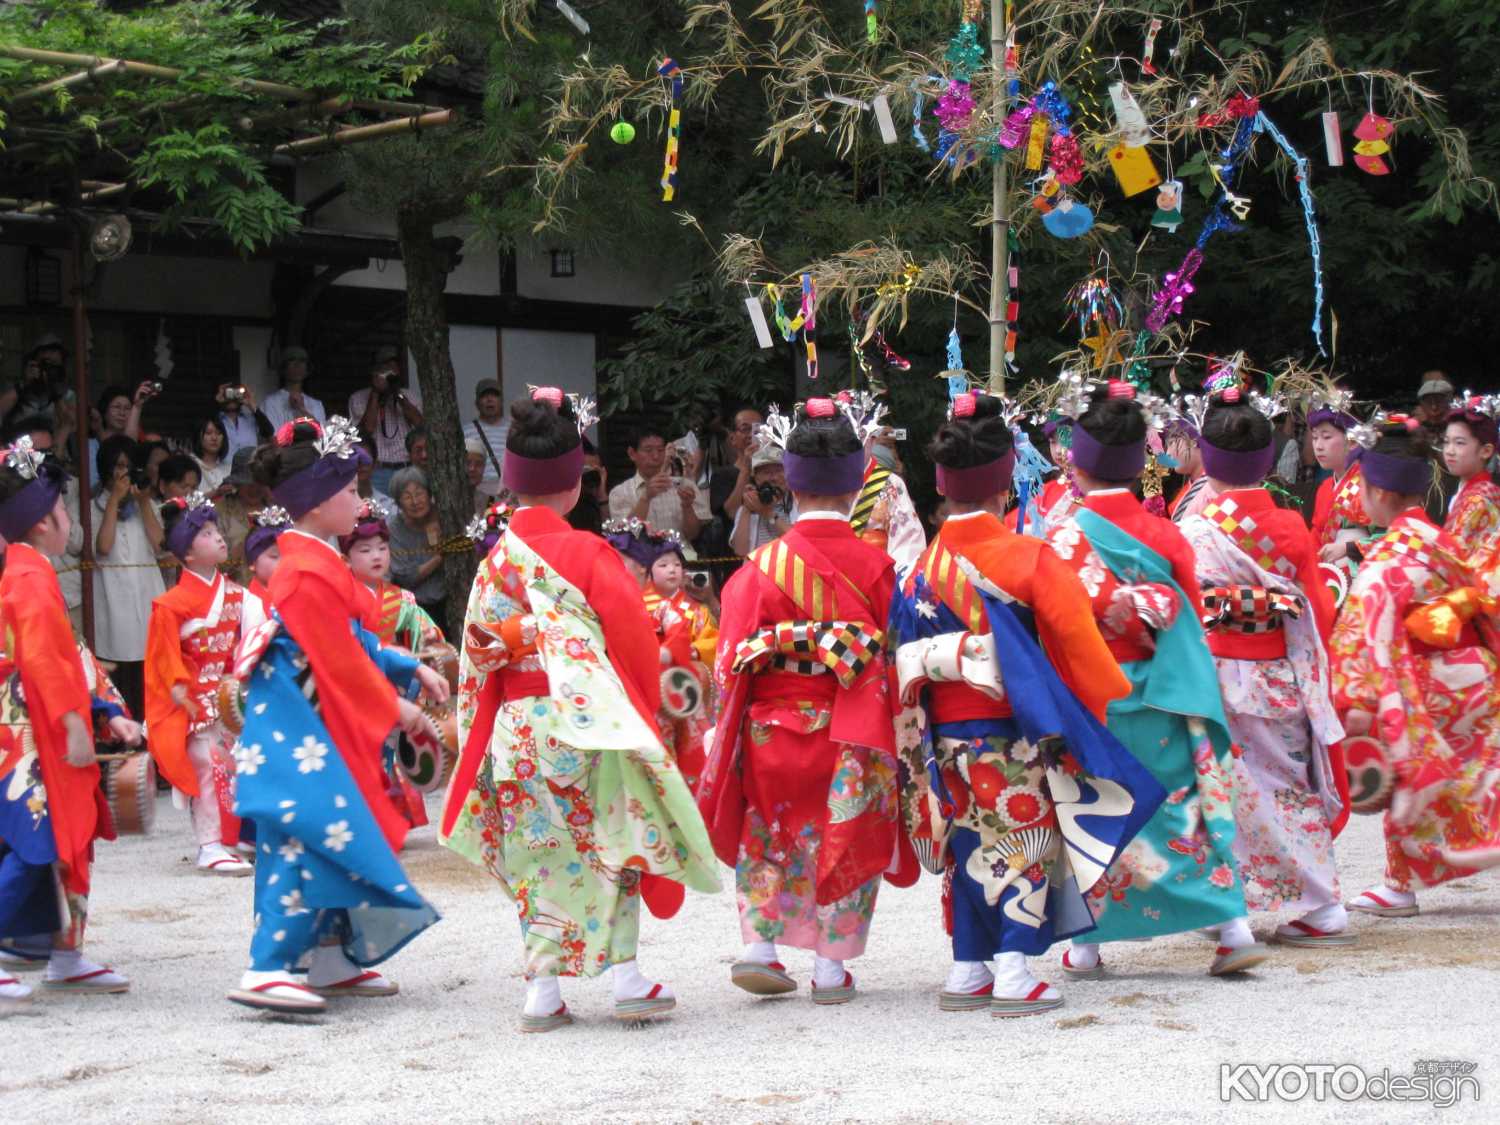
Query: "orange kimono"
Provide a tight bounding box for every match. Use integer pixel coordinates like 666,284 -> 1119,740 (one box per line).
1,543 -> 112,947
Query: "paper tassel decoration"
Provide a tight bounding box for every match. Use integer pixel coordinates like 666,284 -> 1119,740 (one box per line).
658,58 -> 683,201
1322,111 -> 1344,167
1353,111 -> 1393,175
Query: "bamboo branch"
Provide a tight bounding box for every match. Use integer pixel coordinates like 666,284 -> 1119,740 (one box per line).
8,58 -> 128,104
272,109 -> 455,155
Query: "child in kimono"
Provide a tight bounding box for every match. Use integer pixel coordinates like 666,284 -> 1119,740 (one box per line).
1179,384 -> 1352,948
1045,383 -> 1261,979
1441,397 -> 1500,572
699,399 -> 916,1006
227,417 -> 448,1014
241,505 -> 290,633
887,392 -> 1163,1016
442,389 -> 717,1032
1333,419 -> 1500,918
145,494 -> 252,875
1,439 -> 132,1001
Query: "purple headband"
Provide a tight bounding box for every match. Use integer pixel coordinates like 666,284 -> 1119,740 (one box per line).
1307,408 -> 1356,432
244,523 -> 285,566
782,448 -> 867,496
1361,450 -> 1432,496
164,501 -> 219,562
1199,438 -> 1276,486
338,513 -> 390,555
604,521 -> 685,570
272,447 -> 370,519
0,462 -> 63,543
1069,426 -> 1146,482
936,451 -> 1017,502
504,444 -> 583,495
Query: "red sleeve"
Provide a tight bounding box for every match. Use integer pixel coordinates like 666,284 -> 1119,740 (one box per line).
278,566 -> 401,751
1156,518 -> 1209,626
144,596 -> 197,795
1281,514 -> 1335,642
588,544 -> 665,722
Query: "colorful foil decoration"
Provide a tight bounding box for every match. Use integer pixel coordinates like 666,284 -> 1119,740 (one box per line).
944,20 -> 985,81
864,0 -> 878,45
658,58 -> 683,202
935,81 -> 976,131
800,272 -> 818,380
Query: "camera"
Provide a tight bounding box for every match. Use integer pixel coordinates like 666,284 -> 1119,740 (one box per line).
128,465 -> 151,489
756,481 -> 784,506
581,468 -> 601,493
687,570 -> 711,590
888,428 -> 907,441
224,385 -> 246,404
139,380 -> 164,399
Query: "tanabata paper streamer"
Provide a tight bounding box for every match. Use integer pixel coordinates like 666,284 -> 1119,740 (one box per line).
865,0 -> 878,45
658,58 -> 683,201
1322,111 -> 1344,167
1353,111 -> 1393,175
911,78 -> 935,152
1141,18 -> 1163,77
1012,428 -> 1055,537
1005,228 -> 1020,368
947,325 -> 964,371
1255,111 -> 1328,353
1108,141 -> 1162,197
800,273 -> 818,380
745,295 -> 774,349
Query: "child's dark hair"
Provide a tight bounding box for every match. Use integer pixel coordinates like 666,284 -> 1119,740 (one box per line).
1077,386 -> 1147,449
785,403 -> 862,460
506,394 -> 581,459
928,394 -> 1014,468
160,498 -> 194,544
251,420 -> 322,489
1372,420 -> 1429,460
1202,392 -> 1272,452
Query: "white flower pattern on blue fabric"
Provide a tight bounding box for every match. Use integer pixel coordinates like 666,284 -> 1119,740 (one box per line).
324,820 -> 353,852
293,736 -> 329,774
236,743 -> 266,775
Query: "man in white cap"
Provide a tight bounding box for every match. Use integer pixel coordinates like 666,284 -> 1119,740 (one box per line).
467,378 -> 509,499
259,346 -> 326,429
1416,372 -> 1455,444
729,444 -> 794,555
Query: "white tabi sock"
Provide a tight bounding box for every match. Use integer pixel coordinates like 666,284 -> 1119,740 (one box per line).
524,976 -> 563,1017
307,943 -> 362,988
1067,941 -> 1101,968
612,960 -> 672,1002
812,956 -> 847,990
992,951 -> 1058,1001
944,960 -> 994,993
1217,917 -> 1255,950
1300,901 -> 1351,932
44,949 -> 97,981
0,974 -> 33,1001
741,941 -> 778,966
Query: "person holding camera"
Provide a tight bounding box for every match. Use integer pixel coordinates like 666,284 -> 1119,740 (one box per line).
86,435 -> 166,718
215,381 -> 271,461
4,336 -> 70,425
259,346 -> 326,431
608,425 -> 709,543
350,346 -> 424,496
729,445 -> 794,556
566,436 -> 608,533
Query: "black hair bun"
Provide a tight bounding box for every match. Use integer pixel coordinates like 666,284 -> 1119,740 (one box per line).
928,393 -> 1014,469
1078,386 -> 1146,447
785,402 -> 862,459
1202,396 -> 1272,452
507,392 -> 581,459
1372,420 -> 1429,460
251,419 -> 322,489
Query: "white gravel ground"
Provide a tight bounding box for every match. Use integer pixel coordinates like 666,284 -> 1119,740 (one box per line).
1,797 -> 1495,1123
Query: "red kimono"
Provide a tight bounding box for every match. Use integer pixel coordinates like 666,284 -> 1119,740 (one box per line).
271,531 -> 409,851
698,516 -> 914,958
0,543 -> 111,896
145,570 -> 244,804
1444,473 -> 1500,573
1311,463 -> 1369,550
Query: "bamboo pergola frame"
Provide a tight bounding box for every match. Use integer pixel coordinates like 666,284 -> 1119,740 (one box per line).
0,42 -> 458,647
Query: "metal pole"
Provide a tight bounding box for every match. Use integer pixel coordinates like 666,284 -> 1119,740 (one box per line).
987,0 -> 1009,394
71,224 -> 96,648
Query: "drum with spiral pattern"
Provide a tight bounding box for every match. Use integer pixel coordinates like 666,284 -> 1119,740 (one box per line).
397,713 -> 453,794
218,678 -> 247,737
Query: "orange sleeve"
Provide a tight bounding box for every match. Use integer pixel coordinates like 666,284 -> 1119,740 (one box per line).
144,597 -> 198,795
1029,545 -> 1130,722
13,574 -> 91,736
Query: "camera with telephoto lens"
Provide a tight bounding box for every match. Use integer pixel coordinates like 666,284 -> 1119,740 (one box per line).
756,481 -> 784,507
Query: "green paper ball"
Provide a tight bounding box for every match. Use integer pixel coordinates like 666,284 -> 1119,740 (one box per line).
609,121 -> 636,145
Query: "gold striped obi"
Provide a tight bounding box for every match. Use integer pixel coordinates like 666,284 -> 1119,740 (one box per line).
730,619 -> 885,687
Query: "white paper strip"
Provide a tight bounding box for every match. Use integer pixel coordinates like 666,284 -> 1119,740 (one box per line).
825,91 -> 871,110
744,296 -> 774,349
872,94 -> 898,145
555,0 -> 590,35
1322,111 -> 1344,167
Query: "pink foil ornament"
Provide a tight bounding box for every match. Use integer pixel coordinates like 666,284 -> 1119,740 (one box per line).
999,106 -> 1035,149
935,81 -> 976,131
1049,132 -> 1084,184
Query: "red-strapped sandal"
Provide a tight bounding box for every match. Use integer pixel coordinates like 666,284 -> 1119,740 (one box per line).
0,974 -> 35,1004
990,981 -> 1063,1018
1273,920 -> 1357,947
1209,942 -> 1271,974
42,967 -> 130,994
310,970 -> 399,998
614,983 -> 676,1021
811,970 -> 856,1006
938,981 -> 994,1012
1060,949 -> 1106,980
1348,889 -> 1419,918
730,960 -> 797,996
520,1003 -> 574,1034
228,978 -> 325,1013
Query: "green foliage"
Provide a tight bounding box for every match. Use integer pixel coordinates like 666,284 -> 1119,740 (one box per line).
0,0 -> 419,250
